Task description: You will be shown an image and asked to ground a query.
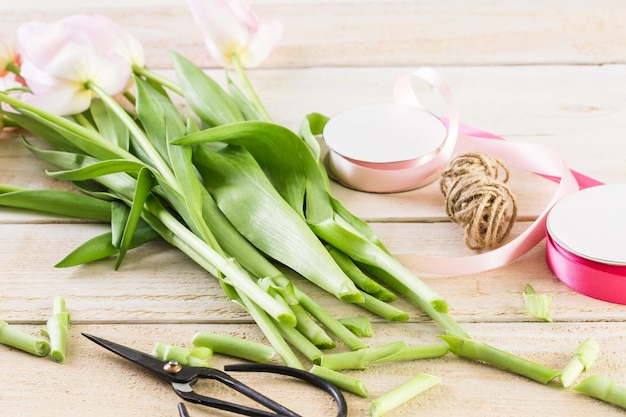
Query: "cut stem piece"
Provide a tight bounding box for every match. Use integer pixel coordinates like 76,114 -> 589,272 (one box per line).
43,297 -> 70,363
192,331 -> 275,363
338,316 -> 373,338
320,342 -> 407,371
369,373 -> 441,417
373,343 -> 449,363
152,342 -> 212,367
309,365 -> 369,398
523,284 -> 553,322
560,338 -> 599,388
574,375 -> 626,409
440,334 -> 560,384
0,320 -> 50,357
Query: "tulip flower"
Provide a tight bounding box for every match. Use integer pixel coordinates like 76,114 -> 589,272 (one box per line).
16,14 -> 144,116
186,0 -> 282,69
186,0 -> 282,121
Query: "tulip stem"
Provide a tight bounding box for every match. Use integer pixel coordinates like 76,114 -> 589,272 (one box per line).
5,61 -> 20,76
85,80 -> 179,188
230,52 -> 273,123
132,65 -> 183,96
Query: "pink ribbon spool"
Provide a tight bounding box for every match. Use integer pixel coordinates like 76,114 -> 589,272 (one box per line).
322,68 -> 458,193
546,184 -> 626,304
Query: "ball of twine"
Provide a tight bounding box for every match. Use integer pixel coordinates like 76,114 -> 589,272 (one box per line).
439,152 -> 518,250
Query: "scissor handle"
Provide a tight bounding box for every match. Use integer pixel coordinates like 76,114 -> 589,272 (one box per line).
172,366 -> 301,417
172,364 -> 347,417
225,363 -> 348,417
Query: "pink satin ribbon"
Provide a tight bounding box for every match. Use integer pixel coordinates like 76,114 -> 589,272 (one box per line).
546,234 -> 626,304
394,130 -> 581,275
393,69 -> 583,275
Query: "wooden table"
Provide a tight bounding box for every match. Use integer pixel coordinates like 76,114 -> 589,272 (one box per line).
2,1 -> 626,416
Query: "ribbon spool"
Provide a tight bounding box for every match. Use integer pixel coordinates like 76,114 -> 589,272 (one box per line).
323,68 -> 458,193
546,184 -> 626,304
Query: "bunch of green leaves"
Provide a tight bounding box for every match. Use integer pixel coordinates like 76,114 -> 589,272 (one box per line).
0,52 -> 428,371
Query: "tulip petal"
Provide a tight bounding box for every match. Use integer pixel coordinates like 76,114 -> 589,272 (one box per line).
186,0 -> 256,63
62,14 -> 145,66
22,84 -> 93,116
240,18 -> 283,68
186,0 -> 282,68
19,59 -> 62,95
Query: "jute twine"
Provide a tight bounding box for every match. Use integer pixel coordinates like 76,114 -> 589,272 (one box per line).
440,152 -> 518,250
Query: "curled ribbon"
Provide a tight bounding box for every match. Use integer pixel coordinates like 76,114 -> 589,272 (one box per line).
394,131 -> 582,276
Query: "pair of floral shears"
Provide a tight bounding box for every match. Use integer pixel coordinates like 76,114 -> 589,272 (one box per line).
82,333 -> 347,417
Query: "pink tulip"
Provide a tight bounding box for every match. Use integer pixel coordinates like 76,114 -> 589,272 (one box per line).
186,0 -> 282,68
17,14 -> 144,116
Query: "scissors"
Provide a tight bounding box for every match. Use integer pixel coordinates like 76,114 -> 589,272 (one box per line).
82,333 -> 347,417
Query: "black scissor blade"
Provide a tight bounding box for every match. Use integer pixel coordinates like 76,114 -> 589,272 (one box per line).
82,332 -> 169,376
177,403 -> 191,417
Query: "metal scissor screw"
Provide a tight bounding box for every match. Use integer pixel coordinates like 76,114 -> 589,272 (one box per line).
163,360 -> 182,374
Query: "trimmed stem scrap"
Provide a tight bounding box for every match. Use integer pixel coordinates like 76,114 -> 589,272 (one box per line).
42,297 -> 70,363
0,320 -> 50,357
440,334 -> 561,384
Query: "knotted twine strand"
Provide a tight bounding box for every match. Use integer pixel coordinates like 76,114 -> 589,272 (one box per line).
439,152 -> 518,250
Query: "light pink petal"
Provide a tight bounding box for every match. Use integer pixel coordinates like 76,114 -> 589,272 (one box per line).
18,20 -> 77,68
22,84 -> 92,116
91,53 -> 132,96
35,42 -> 100,82
186,0 -> 255,61
19,59 -> 62,94
239,18 -> 282,68
66,14 -> 145,66
227,0 -> 260,31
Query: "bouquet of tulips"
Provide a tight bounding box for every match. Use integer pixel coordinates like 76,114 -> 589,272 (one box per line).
0,1 -> 461,367
0,0 -> 622,412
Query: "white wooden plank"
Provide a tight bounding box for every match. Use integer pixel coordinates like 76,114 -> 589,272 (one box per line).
2,222 -> 624,324
1,1 -> 626,67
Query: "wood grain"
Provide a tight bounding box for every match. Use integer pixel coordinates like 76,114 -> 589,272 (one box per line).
2,1 -> 626,67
